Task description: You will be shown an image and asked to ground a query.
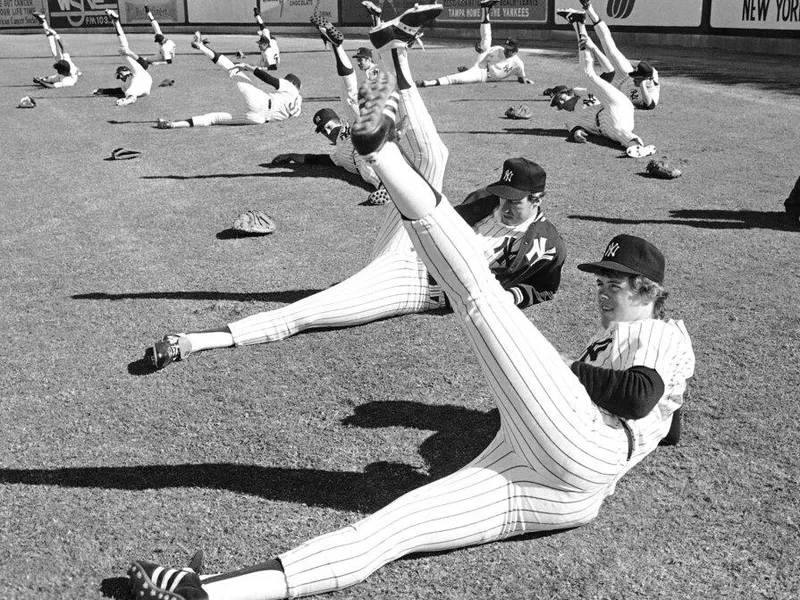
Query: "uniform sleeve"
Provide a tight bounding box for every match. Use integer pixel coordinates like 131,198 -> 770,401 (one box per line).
501,220 -> 567,308
253,68 -> 281,89
304,154 -> 336,166
570,362 -> 665,420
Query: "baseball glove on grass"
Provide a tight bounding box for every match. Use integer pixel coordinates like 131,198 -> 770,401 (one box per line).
504,105 -> 532,120
232,210 -> 277,234
646,159 -> 683,179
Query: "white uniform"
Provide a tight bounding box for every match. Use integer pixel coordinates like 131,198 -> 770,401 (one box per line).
121,55 -> 153,100
274,182 -> 694,597
158,39 -> 177,63
561,49 -> 644,149
437,47 -> 527,86
329,127 -> 381,189
190,54 -> 301,126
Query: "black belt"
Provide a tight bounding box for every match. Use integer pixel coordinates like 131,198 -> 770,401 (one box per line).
267,98 -> 272,110
619,418 -> 634,461
595,107 -> 605,129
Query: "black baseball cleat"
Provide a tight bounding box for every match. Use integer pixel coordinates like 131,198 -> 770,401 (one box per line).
310,14 -> 344,47
105,8 -> 119,20
556,8 -> 586,23
579,0 -> 593,8
352,78 -> 398,157
145,334 -> 186,369
369,3 -> 443,50
32,12 -> 47,23
128,560 -> 207,600
480,0 -> 500,8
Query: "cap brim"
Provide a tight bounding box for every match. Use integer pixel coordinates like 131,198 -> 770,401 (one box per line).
577,260 -> 642,276
485,183 -> 530,200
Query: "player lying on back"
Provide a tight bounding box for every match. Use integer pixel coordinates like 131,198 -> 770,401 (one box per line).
417,0 -> 533,87
143,4 -> 564,370
254,2 -> 280,70
90,9 -> 153,105
559,0 -> 660,109
143,4 -> 177,65
155,31 -> 301,128
126,73 -> 694,600
546,11 -> 655,158
31,12 -> 80,88
270,18 -> 381,200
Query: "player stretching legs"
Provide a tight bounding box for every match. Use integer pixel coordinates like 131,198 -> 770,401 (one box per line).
417,37 -> 532,87
144,6 -> 562,371
477,0 -> 500,54
155,32 -> 301,128
91,10 -> 153,105
558,2 -> 659,109
254,2 -> 280,70
143,5 -> 177,64
547,12 -> 654,158
128,77 -> 694,600
31,13 -> 80,88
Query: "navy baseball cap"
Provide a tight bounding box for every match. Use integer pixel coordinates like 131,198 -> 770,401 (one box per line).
547,85 -> 571,106
629,61 -> 654,78
486,158 -> 546,200
503,38 -> 519,51
353,47 -> 373,59
578,234 -> 665,283
313,108 -> 339,133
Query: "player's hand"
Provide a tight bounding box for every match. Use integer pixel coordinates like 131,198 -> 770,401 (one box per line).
519,77 -> 534,85
569,127 -> 589,143
230,62 -> 254,74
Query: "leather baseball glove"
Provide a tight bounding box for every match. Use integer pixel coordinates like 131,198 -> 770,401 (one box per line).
232,210 -> 277,234
504,105 -> 532,120
645,159 -> 683,179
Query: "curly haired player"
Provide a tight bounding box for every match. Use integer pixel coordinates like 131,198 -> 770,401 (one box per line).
547,10 -> 655,158
155,32 -> 301,128
127,74 -> 694,600
143,4 -> 565,370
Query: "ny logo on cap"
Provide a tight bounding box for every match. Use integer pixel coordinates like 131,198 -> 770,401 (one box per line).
604,242 -> 620,257
502,169 -> 514,182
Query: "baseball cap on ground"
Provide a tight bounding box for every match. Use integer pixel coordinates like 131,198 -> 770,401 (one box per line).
577,234 -> 665,283
629,60 -> 654,78
353,47 -> 373,59
313,108 -> 339,133
485,158 -> 546,200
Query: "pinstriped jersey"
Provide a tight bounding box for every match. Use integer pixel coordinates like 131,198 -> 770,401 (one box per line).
614,72 -> 660,109
474,208 -> 553,270
563,95 -> 636,148
579,318 -> 694,463
330,125 -> 380,188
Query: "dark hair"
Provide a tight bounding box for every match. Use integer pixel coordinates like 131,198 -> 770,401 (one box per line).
594,268 -> 669,320
284,73 -> 301,90
53,59 -> 71,75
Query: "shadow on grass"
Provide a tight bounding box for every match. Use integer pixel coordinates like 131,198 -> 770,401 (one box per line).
0,401 -> 498,513
72,289 -> 324,303
569,209 -> 797,231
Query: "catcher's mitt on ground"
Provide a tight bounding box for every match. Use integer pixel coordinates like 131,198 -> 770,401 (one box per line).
232,210 -> 277,234
504,105 -> 532,120
645,159 -> 683,179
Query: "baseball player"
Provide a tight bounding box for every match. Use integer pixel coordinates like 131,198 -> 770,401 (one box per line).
143,4 -> 177,65
558,1 -> 659,109
144,6 -> 557,371
546,12 -> 655,158
127,78 -> 694,600
31,12 -> 80,88
417,1 -> 532,89
269,18 -> 381,196
155,32 -> 301,128
90,10 -> 153,106
254,3 -> 280,70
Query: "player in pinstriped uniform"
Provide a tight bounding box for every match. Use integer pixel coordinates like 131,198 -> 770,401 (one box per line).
142,5 -> 563,371
270,18 -> 380,193
127,78 -> 694,600
155,32 -> 301,128
547,11 -> 655,158
559,1 -> 660,110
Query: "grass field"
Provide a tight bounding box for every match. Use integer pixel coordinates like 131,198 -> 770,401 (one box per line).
1,27 -> 799,600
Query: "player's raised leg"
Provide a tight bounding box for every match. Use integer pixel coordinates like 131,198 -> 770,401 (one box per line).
105,9 -> 131,52
478,0 -> 500,52
580,0 -> 634,74
311,15 -> 358,117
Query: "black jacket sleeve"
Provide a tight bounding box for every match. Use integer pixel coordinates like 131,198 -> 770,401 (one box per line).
570,362 -> 665,420
304,154 -> 336,166
253,68 -> 280,89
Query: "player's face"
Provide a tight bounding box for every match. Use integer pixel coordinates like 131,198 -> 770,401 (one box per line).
552,93 -> 573,111
356,57 -> 373,70
503,47 -> 517,58
499,195 -> 539,226
322,119 -> 342,143
595,273 -> 654,328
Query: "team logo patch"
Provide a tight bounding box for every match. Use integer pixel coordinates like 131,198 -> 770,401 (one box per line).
604,241 -> 620,258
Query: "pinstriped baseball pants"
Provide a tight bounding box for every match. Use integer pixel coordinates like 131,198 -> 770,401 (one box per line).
279,186 -> 630,598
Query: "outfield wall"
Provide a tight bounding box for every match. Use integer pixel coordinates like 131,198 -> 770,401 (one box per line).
2,0 -> 799,55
